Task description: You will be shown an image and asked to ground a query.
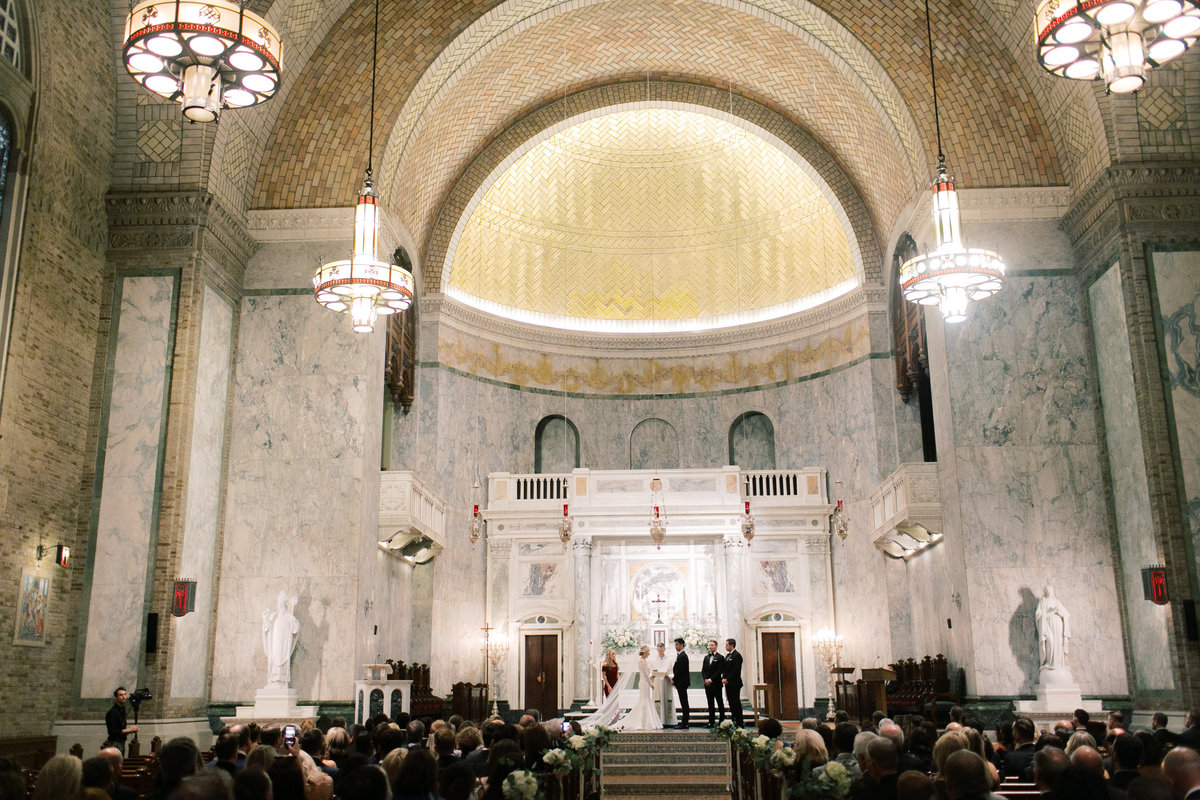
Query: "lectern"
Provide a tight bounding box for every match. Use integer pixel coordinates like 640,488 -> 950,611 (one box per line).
859,667 -> 896,721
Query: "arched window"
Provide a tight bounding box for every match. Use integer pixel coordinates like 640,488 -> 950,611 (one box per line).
0,0 -> 33,414
729,411 -> 775,469
630,418 -> 679,470
891,233 -> 936,461
534,415 -> 579,473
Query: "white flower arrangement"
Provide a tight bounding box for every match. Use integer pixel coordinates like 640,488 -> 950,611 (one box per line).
719,720 -> 733,730
601,625 -> 640,652
821,759 -> 852,794
501,769 -> 540,800
680,622 -> 717,650
543,748 -> 567,767
752,734 -> 771,750
769,746 -> 797,776
566,734 -> 587,751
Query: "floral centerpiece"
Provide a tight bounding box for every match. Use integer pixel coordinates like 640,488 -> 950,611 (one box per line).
501,769 -> 540,800
680,622 -> 717,651
789,759 -> 851,798
601,625 -> 639,652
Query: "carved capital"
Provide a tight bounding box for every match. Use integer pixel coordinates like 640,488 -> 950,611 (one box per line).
488,538 -> 513,557
570,535 -> 594,554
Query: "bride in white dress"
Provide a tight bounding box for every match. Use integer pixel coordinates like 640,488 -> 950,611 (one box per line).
612,645 -> 663,731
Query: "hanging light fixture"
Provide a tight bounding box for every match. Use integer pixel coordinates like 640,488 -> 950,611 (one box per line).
468,480 -> 484,545
558,503 -> 573,546
649,477 -> 667,550
832,499 -> 849,544
898,0 -> 1006,324
740,500 -> 755,544
122,0 -> 283,122
1035,0 -> 1199,93
313,0 -> 414,333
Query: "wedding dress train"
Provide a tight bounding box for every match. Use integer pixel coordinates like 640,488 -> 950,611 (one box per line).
611,656 -> 663,732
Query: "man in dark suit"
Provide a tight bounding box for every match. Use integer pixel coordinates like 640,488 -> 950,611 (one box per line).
672,637 -> 691,729
1178,710 -> 1200,750
1033,746 -> 1069,800
702,639 -> 725,727
722,638 -> 745,727
1002,717 -> 1037,781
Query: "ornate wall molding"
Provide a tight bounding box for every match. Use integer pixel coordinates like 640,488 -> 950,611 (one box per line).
424,286 -> 888,359
106,191 -> 255,270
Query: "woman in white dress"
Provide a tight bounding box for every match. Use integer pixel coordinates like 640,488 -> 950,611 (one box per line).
613,645 -> 663,731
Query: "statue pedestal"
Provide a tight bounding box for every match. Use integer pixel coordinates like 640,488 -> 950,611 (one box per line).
1015,667 -> 1101,727
233,687 -> 308,720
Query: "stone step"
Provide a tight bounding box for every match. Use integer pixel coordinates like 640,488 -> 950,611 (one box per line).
605,740 -> 728,753
604,763 -> 727,777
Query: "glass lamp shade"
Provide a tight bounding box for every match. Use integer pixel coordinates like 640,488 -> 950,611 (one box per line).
314,180 -> 415,334
123,0 -> 282,120
1035,0 -> 1200,89
899,166 -> 1005,323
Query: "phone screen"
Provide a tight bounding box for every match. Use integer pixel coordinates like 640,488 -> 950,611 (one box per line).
283,725 -> 297,746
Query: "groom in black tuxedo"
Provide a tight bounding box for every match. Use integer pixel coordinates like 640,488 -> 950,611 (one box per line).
672,638 -> 691,729
722,638 -> 745,727
702,639 -> 725,727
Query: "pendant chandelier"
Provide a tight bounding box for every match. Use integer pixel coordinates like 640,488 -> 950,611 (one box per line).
313,0 -> 414,333
468,480 -> 483,545
1035,0 -> 1199,93
898,0 -> 1005,324
649,477 -> 667,550
122,0 -> 283,122
558,503 -> 573,546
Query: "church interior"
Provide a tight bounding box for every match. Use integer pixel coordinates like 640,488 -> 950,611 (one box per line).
0,0 -> 1199,748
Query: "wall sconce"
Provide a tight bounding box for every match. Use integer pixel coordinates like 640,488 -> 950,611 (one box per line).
36,544 -> 70,568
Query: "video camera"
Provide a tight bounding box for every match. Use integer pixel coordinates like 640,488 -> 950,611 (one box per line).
128,688 -> 152,710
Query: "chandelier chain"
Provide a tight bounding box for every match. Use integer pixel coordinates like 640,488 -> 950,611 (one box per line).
923,0 -> 945,167
368,0 -> 378,178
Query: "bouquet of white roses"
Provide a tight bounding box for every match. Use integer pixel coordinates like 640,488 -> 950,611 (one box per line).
680,622 -> 716,650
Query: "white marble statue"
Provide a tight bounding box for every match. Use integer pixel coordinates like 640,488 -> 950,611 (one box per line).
1035,583 -> 1070,670
263,590 -> 300,688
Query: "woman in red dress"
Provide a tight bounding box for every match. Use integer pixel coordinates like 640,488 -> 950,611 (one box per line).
602,649 -> 619,698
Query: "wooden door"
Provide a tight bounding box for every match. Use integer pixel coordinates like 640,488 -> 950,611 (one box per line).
523,634 -> 559,718
761,632 -> 799,719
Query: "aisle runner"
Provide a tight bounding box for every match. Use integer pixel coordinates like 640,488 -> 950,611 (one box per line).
600,731 -> 730,799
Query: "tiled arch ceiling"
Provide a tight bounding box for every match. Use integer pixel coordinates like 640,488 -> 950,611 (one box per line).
254,0 -> 1063,267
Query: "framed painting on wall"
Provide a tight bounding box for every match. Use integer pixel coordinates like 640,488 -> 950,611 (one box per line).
14,569 -> 50,647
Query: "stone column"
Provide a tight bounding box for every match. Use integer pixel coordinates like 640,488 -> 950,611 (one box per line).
722,534 -> 748,642
571,535 -> 593,703
486,538 -> 513,703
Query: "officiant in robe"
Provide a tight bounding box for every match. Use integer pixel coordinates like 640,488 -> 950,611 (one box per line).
651,642 -> 676,727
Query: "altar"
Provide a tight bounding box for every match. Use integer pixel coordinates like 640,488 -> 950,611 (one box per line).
482,467 -> 836,720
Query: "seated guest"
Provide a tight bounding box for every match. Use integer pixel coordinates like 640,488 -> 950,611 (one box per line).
266,755 -> 307,800
336,764 -> 390,800
325,727 -> 351,770
483,741 -> 525,800
1037,734 -> 1066,752
1072,709 -> 1091,732
1055,765 -> 1112,800
300,729 -> 337,778
380,745 -> 407,790
1033,747 -> 1070,799
438,763 -> 478,800
898,771 -> 935,800
1002,717 -> 1037,781
795,728 -> 829,769
821,722 -> 863,782
1108,712 -> 1125,735
1162,746 -> 1200,800
1133,731 -> 1165,782
862,738 -> 901,800
168,771 -> 234,800
457,726 -> 483,760
234,766 -> 272,800
246,745 -> 277,773
950,706 -> 965,725
932,731 -> 969,800
1109,733 -> 1143,791
1065,731 -> 1096,757
962,727 -> 1000,790
1124,777 -> 1173,800
1150,714 -> 1177,750
879,721 -> 928,775
406,720 -> 426,750
98,747 -> 138,800
1179,710 -> 1200,750
297,749 -> 333,800
522,723 -> 552,772
144,737 -> 200,800
1055,722 -> 1075,740
80,755 -> 118,797
1069,746 -> 1125,800
758,717 -> 784,740
850,732 -> 880,800
462,723 -> 495,777
211,732 -> 242,779
32,755 -> 82,800
261,726 -> 283,751
392,747 -> 439,800
434,726 -> 460,768
942,751 -> 991,800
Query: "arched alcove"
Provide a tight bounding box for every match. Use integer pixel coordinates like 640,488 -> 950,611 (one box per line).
729,412 -> 776,469
535,415 -> 579,473
630,418 -> 679,470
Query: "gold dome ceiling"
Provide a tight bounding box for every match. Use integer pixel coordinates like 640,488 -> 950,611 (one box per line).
446,108 -> 859,332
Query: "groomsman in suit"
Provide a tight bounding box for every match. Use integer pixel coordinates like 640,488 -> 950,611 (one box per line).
722,638 -> 745,727
672,638 -> 691,729
702,640 -> 726,727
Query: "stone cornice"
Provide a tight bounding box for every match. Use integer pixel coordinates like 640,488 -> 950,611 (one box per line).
423,286 -> 888,357
1061,164 -> 1200,253
958,186 -> 1073,221
106,192 -> 255,269
247,207 -> 404,256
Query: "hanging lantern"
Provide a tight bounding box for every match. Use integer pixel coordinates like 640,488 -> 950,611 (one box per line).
740,500 -> 756,543
558,503 -> 573,545
468,480 -> 483,544
649,476 -> 667,549
832,499 -> 849,543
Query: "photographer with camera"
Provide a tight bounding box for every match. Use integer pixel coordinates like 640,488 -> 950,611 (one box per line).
105,687 -> 140,755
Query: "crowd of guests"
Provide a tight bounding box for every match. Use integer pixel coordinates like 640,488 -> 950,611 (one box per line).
2,709 -> 599,800
756,706 -> 1200,800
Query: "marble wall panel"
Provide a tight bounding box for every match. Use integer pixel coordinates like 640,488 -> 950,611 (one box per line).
1150,249 -> 1200,608
170,287 -> 235,699
1088,263 -> 1173,691
81,274 -> 176,698
213,283 -> 380,702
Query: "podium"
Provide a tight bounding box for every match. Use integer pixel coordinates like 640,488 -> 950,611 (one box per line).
858,667 -> 896,721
